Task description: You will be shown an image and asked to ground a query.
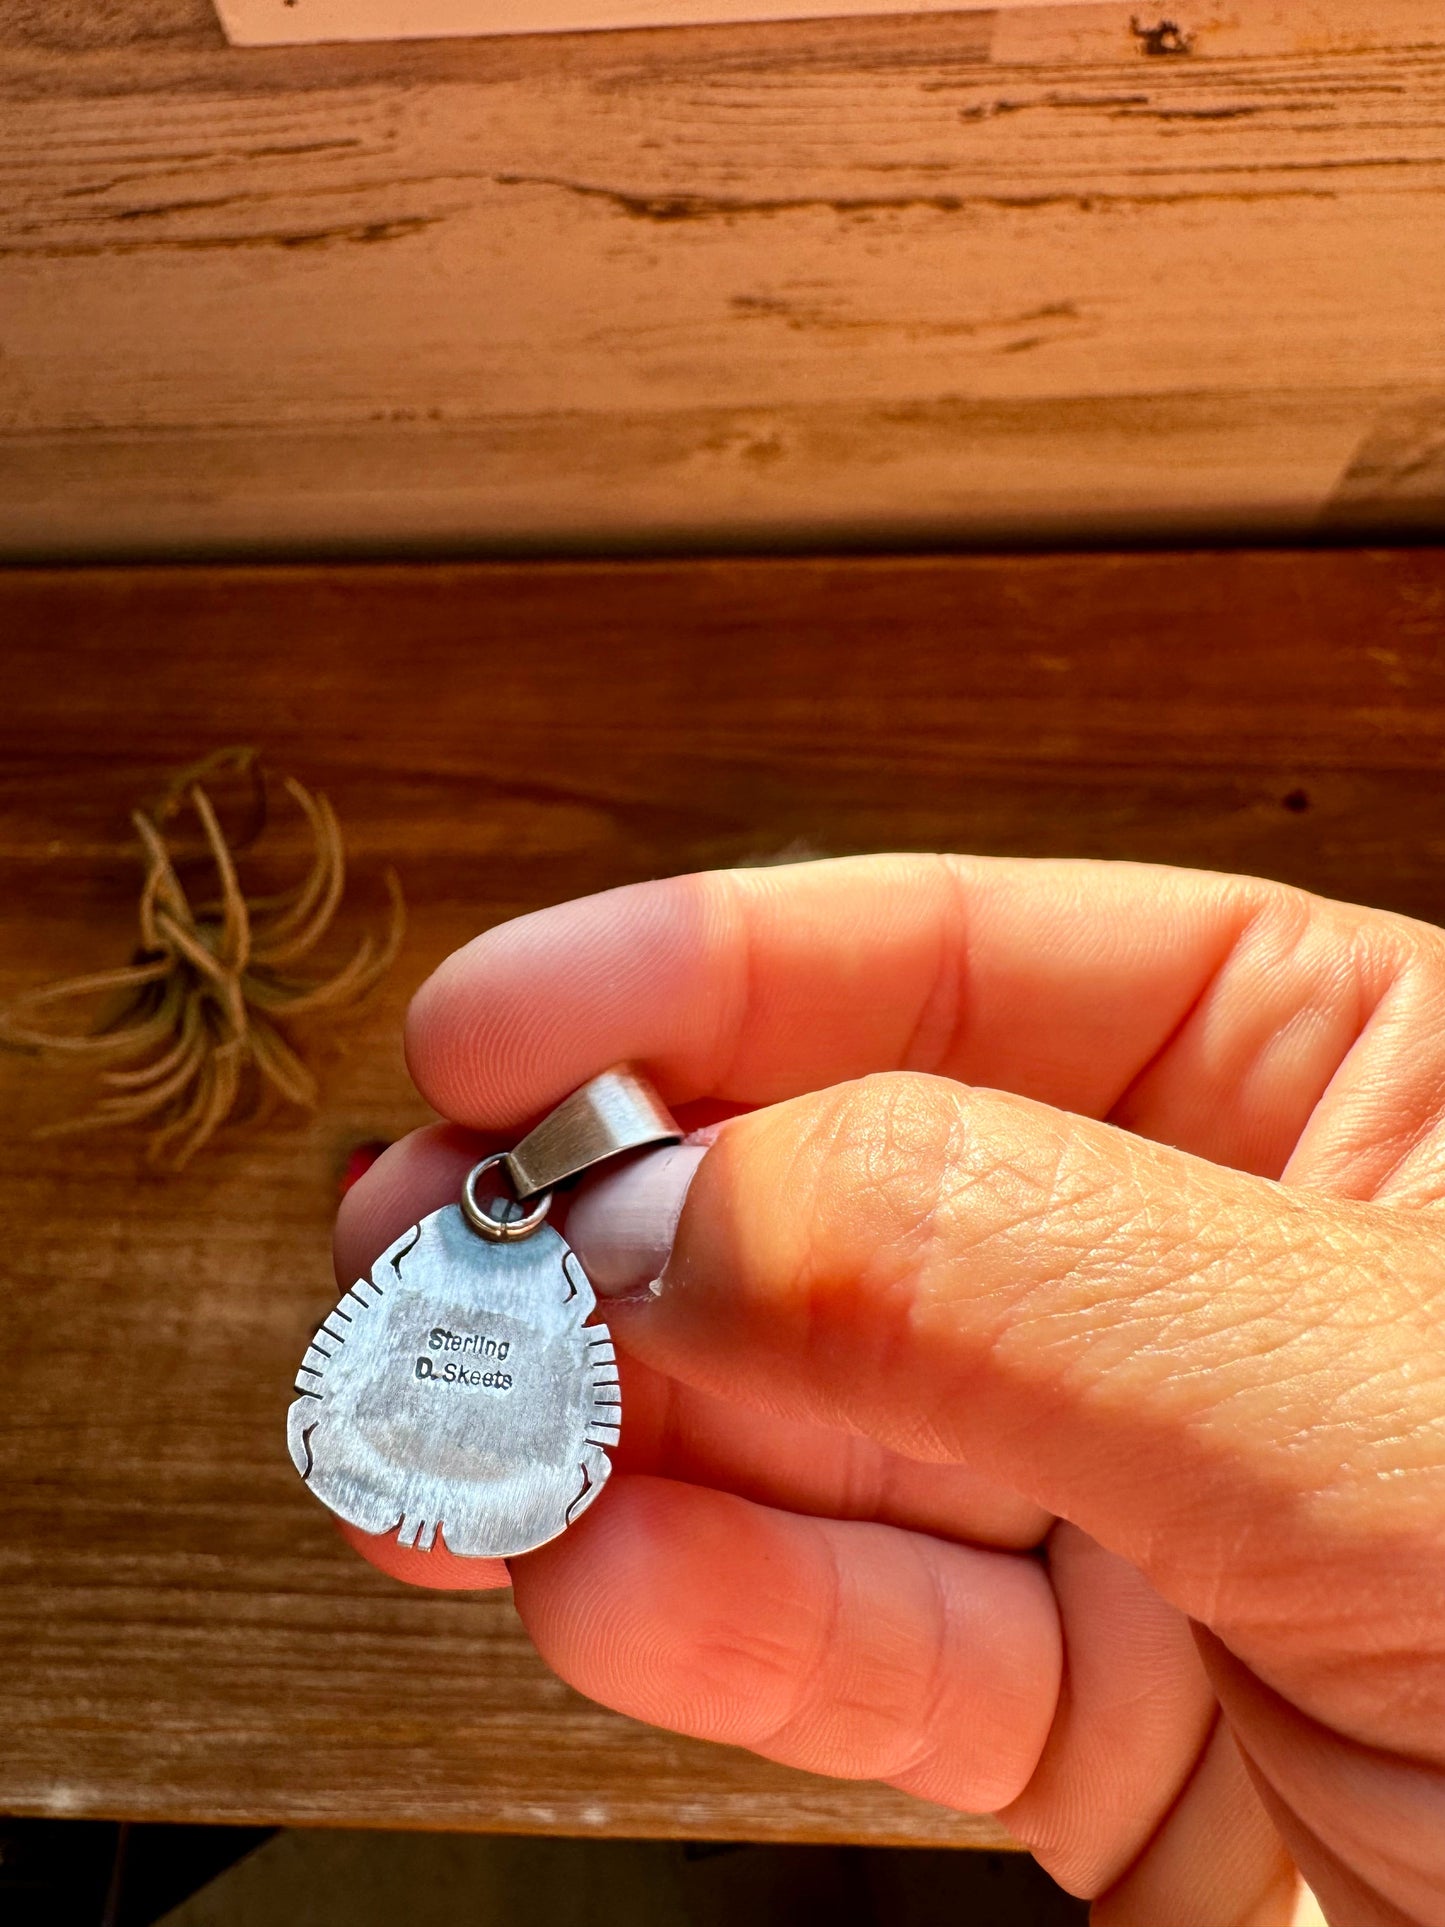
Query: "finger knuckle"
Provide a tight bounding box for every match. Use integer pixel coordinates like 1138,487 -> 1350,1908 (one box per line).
802,1071 -> 968,1269
796,1072 -> 1102,1303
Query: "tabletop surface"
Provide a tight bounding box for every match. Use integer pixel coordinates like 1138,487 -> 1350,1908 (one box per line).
4,1 -> 1445,557
2,547 -> 1445,1844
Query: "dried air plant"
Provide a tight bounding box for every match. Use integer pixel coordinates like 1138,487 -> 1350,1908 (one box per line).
0,749 -> 404,1169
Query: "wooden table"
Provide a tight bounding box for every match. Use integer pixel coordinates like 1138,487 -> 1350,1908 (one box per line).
1,548 -> 1443,1845
4,1 -> 1445,558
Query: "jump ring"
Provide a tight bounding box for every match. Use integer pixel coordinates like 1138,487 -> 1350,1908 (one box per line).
461,1154 -> 553,1242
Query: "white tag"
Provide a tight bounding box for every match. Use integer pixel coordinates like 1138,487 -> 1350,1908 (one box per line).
214,0 -> 1014,45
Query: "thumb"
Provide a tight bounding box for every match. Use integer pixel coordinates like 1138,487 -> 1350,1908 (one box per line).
570,1072 -> 1445,1750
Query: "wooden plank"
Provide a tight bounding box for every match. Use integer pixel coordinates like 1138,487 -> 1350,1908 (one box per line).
214,0 -> 1019,45
1,548 -> 1444,1842
3,2 -> 1445,555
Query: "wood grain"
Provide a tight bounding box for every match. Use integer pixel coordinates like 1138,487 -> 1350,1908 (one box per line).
3,1 -> 1445,556
1,548 -> 1444,1841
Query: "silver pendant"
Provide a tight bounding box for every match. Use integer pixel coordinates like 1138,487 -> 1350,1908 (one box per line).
288,1067 -> 680,1560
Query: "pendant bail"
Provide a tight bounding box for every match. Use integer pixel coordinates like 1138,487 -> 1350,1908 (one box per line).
504,1065 -> 681,1200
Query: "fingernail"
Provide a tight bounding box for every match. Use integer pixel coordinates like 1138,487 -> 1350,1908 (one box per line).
565,1140 -> 708,1296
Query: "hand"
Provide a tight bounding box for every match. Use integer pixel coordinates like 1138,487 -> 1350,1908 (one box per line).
336,856 -> 1445,1925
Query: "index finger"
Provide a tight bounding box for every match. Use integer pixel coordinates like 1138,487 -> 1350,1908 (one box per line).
406,855 -> 1423,1182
